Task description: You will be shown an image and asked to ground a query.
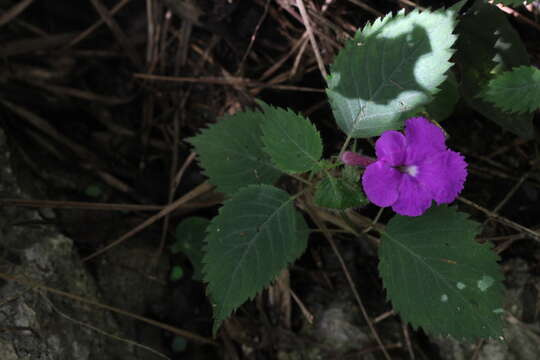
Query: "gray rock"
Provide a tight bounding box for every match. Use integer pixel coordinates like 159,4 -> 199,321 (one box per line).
298,289 -> 383,360
315,303 -> 371,351
95,241 -> 169,359
0,128 -> 162,359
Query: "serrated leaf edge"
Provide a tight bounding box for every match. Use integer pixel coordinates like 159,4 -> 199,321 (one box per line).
203,184 -> 306,334
258,102 -> 323,173
328,6 -> 459,136
379,208 -> 504,340
186,111 -> 283,194
481,65 -> 540,114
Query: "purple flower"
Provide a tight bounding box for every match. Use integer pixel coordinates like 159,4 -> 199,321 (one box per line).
360,117 -> 467,216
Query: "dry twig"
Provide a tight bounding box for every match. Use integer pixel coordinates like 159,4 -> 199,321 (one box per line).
89,0 -> 143,67
65,0 -> 132,48
133,73 -> 324,92
492,1 -> 540,32
296,0 -> 329,79
82,181 -> 214,262
42,294 -> 171,360
0,0 -> 34,27
458,196 -> 540,242
306,204 -> 392,360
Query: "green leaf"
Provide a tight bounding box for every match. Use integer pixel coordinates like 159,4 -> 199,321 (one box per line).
204,185 -> 309,335
170,265 -> 184,281
171,217 -> 209,281
449,0 -> 468,12
318,159 -> 337,171
342,163 -> 361,183
455,0 -> 534,138
482,66 -> 540,114
425,71 -> 459,121
314,176 -> 368,210
188,111 -> 282,194
379,206 -> 504,340
171,336 -> 187,353
258,101 -> 323,173
326,7 -> 458,138
84,185 -> 102,198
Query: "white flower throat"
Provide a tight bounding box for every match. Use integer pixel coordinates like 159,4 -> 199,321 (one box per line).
397,165 -> 418,177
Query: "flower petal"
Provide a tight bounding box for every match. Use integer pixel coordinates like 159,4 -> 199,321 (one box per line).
417,150 -> 467,204
404,117 -> 446,164
375,130 -> 407,166
391,175 -> 433,216
362,162 -> 402,207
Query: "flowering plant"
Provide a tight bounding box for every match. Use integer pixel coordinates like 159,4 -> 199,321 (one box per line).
346,117 -> 467,216
184,0 -> 540,342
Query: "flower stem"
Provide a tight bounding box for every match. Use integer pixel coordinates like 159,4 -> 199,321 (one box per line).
338,135 -> 352,159
362,207 -> 384,234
